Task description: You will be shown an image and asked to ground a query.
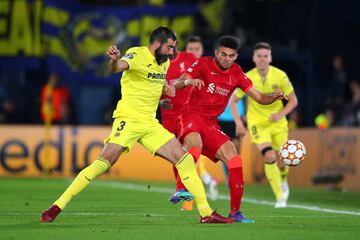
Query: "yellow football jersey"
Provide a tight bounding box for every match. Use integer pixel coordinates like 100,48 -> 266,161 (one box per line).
235,65 -> 294,126
112,46 -> 170,120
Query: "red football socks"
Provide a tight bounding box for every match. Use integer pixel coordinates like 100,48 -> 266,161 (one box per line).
227,155 -> 244,214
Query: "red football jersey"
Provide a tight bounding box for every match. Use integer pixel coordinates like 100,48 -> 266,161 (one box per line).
160,51 -> 197,116
183,56 -> 253,119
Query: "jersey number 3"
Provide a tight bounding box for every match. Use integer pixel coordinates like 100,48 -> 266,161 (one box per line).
117,121 -> 126,131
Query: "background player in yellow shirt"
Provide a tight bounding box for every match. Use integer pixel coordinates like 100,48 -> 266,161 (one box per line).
230,42 -> 298,208
41,27 -> 231,224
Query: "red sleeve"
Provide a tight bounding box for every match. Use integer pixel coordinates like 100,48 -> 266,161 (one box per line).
188,53 -> 198,63
185,59 -> 204,79
238,68 -> 253,92
60,87 -> 70,102
41,87 -> 46,103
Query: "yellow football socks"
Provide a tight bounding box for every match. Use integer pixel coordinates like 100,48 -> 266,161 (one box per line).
279,166 -> 289,182
54,158 -> 111,209
175,153 -> 212,217
265,162 -> 283,200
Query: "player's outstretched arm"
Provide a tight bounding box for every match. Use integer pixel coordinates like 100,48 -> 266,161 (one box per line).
246,87 -> 285,105
107,45 -> 129,73
174,74 -> 204,89
230,95 -> 247,138
281,91 -> 298,115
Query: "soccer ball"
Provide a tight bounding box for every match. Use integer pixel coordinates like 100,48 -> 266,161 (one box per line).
279,140 -> 306,166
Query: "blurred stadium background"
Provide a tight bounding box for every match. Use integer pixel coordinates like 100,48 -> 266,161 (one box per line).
0,0 -> 359,238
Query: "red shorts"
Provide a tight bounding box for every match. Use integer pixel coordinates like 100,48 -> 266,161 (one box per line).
161,113 -> 177,134
176,113 -> 230,162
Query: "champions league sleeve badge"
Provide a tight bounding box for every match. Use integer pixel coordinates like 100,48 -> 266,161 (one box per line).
122,53 -> 135,59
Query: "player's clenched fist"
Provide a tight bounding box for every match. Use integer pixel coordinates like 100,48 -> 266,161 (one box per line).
107,45 -> 121,60
163,83 -> 176,97
274,89 -> 285,100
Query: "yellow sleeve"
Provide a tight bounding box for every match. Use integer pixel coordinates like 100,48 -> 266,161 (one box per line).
280,72 -> 294,96
234,87 -> 245,99
120,48 -> 139,70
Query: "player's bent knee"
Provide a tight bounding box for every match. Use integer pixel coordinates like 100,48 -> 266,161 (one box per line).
184,132 -> 203,150
100,143 -> 124,165
261,146 -> 273,156
262,147 -> 276,164
170,139 -> 188,163
226,155 -> 243,169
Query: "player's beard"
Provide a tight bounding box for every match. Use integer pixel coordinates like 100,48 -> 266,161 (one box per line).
155,46 -> 171,65
216,58 -> 231,70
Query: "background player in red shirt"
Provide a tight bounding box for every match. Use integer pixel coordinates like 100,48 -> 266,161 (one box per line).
161,37 -> 219,211
159,38 -> 198,134
159,38 -> 198,210
172,36 -> 285,223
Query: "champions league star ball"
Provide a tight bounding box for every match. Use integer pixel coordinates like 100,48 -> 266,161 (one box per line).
279,140 -> 306,166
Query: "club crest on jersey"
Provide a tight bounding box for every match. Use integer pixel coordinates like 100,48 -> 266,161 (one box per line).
180,62 -> 185,72
272,84 -> 279,90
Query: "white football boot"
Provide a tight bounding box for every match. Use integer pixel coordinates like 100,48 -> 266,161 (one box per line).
275,197 -> 287,208
208,178 -> 219,201
281,181 -> 290,202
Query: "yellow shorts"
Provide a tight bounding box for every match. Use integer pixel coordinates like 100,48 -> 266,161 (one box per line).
104,117 -> 175,155
248,122 -> 288,150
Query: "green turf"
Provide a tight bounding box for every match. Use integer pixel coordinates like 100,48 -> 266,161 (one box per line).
0,177 -> 359,240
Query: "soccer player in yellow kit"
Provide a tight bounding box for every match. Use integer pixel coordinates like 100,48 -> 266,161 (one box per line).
41,27 -> 231,224
230,42 -> 298,208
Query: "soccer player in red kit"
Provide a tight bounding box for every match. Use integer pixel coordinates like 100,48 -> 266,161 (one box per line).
159,41 -> 198,134
172,36 -> 285,223
159,37 -> 201,208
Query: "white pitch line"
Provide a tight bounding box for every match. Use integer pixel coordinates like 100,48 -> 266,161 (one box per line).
93,181 -> 360,217
0,212 -> 168,217
0,212 -> 356,219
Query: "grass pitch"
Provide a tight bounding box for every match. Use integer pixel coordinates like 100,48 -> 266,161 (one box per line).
0,177 -> 359,240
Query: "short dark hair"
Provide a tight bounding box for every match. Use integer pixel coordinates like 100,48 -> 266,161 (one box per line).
217,36 -> 240,50
184,35 -> 202,48
253,42 -> 272,51
149,26 -> 177,44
